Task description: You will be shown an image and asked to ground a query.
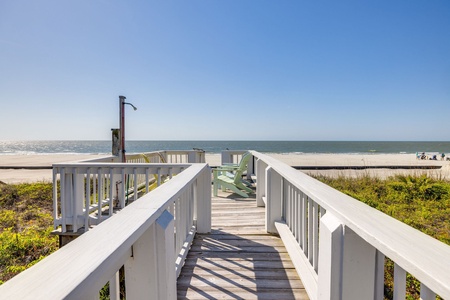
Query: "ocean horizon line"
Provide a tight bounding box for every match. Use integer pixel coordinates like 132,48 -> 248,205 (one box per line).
1,139 -> 449,142
1,140 -> 449,156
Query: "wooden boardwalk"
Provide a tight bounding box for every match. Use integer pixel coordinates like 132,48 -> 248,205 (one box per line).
177,190 -> 309,299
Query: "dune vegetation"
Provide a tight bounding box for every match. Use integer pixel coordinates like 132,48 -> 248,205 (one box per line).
314,174 -> 450,299
0,182 -> 58,284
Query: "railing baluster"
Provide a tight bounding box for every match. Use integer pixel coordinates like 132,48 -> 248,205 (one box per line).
293,188 -> 298,241
61,168 -> 66,232
394,263 -> 406,300
308,196 -> 313,262
109,168 -> 114,216
313,201 -> 319,272
180,194 -> 185,252
145,168 -> 149,193
105,170 -> 110,207
120,169 -> 125,208
183,191 -> 188,246
190,185 -> 194,227
157,168 -> 161,186
289,183 -> 295,231
98,168 -> 103,221
179,196 -> 184,252
71,168 -> 78,232
52,168 -> 58,229
133,168 -> 138,202
301,191 -> 307,252
92,170 -> 97,215
85,169 -> 91,232
169,201 -> 174,216
281,181 -> 291,228
176,197 -> 181,253
109,271 -> 120,300
420,283 -> 436,300
296,190 -> 301,244
374,250 -> 385,300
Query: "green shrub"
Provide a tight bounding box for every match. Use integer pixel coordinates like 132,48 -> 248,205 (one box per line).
0,182 -> 57,284
0,210 -> 17,230
0,185 -> 19,207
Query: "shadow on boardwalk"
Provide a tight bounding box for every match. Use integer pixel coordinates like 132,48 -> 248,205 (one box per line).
177,190 -> 309,300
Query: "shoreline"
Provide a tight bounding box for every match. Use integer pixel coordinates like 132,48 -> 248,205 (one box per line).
0,153 -> 449,184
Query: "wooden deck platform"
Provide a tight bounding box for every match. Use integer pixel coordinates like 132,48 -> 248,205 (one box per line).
177,190 -> 309,299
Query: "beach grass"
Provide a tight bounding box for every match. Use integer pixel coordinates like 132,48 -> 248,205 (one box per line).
314,174 -> 450,299
0,182 -> 58,284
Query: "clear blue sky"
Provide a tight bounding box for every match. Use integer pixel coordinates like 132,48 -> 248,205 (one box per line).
1,1 -> 449,141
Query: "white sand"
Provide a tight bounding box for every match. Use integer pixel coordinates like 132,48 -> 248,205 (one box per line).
0,155 -> 104,184
1,153 -> 449,184
266,153 -> 449,179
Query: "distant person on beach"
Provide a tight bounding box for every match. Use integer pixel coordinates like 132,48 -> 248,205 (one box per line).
441,153 -> 446,160
421,152 -> 426,160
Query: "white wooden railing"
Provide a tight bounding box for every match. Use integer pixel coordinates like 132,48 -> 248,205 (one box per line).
0,163 -> 211,299
250,150 -> 450,300
53,150 -> 205,234
90,150 -> 206,164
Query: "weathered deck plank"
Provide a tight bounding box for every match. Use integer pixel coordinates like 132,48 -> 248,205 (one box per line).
177,190 -> 309,300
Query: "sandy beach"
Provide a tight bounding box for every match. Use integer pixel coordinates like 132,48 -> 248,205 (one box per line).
0,153 -> 449,184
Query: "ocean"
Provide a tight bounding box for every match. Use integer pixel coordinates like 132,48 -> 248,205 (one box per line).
0,140 -> 449,155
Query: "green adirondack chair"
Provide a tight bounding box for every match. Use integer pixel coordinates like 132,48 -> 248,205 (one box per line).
213,152 -> 253,198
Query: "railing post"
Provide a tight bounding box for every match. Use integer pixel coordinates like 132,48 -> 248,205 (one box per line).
265,167 -> 283,234
318,214 -> 378,300
221,151 -> 232,164
256,159 -> 267,207
188,151 -> 197,163
195,167 -> 211,233
318,213 -> 343,300
188,150 -> 205,163
341,227 -> 377,300
124,210 -> 176,300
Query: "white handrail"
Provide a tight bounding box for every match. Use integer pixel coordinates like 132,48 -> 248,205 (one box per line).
0,163 -> 211,300
53,163 -> 192,233
87,150 -> 206,164
250,150 -> 450,300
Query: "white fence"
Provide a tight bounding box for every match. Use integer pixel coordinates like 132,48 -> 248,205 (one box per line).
90,150 -> 206,164
250,151 -> 450,300
0,163 -> 211,299
53,150 -> 205,234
